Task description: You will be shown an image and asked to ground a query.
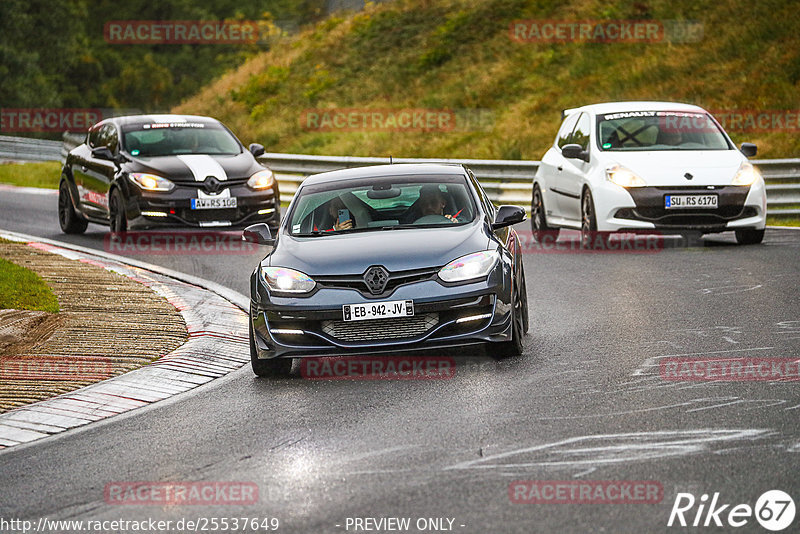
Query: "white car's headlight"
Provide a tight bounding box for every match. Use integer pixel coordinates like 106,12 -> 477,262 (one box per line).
261,266 -> 315,293
606,164 -> 646,188
247,169 -> 275,190
731,161 -> 761,186
438,250 -> 500,284
128,173 -> 175,192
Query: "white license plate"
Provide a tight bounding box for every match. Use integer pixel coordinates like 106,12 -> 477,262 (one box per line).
343,300 -> 414,321
665,194 -> 718,209
191,197 -> 237,210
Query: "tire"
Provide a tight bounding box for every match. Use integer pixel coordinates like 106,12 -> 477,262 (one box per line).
494,280 -> 525,358
531,184 -> 559,243
58,180 -> 88,234
109,188 -> 127,234
735,228 -> 765,245
580,189 -> 609,249
249,321 -> 292,377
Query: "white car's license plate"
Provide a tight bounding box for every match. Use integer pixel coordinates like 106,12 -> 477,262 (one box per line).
343,300 -> 414,321
191,197 -> 237,210
665,194 -> 718,209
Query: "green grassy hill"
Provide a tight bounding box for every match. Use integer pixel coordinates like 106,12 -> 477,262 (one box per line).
174,0 -> 800,160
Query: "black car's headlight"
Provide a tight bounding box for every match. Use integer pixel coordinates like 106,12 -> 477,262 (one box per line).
438,250 -> 500,283
247,169 -> 275,190
128,173 -> 175,192
261,266 -> 315,293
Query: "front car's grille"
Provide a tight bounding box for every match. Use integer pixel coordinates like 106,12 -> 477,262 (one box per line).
321,313 -> 439,342
315,267 -> 439,298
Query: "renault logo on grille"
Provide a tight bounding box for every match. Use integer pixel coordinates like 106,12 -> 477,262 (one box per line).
364,266 -> 389,295
204,176 -> 221,194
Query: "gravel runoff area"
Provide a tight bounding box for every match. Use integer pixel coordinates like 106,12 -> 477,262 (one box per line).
0,239 -> 188,412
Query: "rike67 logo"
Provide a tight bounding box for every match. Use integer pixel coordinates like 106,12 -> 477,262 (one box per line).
668,490 -> 795,531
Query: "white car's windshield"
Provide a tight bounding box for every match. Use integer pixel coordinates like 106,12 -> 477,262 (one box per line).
288,176 -> 477,236
597,111 -> 730,151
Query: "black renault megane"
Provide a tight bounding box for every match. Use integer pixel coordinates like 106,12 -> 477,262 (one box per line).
58,114 -> 280,233
243,163 -> 529,377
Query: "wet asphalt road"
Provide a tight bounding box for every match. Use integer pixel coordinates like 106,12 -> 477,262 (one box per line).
1,187 -> 799,533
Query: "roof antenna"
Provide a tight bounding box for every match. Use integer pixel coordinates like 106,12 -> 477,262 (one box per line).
389,155 -> 393,164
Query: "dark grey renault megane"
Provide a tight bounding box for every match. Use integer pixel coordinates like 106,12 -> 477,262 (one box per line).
243,163 -> 529,377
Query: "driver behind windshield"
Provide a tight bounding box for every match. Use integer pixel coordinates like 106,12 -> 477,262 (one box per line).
416,185 -> 459,223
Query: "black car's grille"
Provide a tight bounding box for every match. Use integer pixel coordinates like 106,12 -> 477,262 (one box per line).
315,267 -> 440,299
320,313 -> 439,342
181,208 -> 240,222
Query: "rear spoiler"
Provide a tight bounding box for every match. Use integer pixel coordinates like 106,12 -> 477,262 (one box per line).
561,108 -> 578,121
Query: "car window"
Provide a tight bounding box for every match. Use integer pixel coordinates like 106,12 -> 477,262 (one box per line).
100,124 -> 119,154
570,113 -> 591,151
597,111 -> 731,151
288,175 -> 477,235
87,125 -> 103,148
555,113 -> 580,150
121,121 -> 242,157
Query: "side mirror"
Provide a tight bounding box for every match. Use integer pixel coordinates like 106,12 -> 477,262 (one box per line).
243,223 -> 275,246
249,143 -> 265,158
740,143 -> 757,158
561,143 -> 589,162
492,205 -> 526,230
91,146 -> 114,161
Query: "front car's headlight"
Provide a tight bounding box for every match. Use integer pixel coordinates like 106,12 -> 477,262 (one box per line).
731,161 -> 761,186
438,250 -> 500,284
261,266 -> 315,293
128,173 -> 175,192
247,169 -> 275,190
606,164 -> 646,188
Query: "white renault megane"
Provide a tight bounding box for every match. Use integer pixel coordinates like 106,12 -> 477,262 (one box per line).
531,102 -> 767,246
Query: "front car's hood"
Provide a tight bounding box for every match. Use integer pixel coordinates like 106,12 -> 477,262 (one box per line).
123,152 -> 260,182
267,222 -> 491,275
603,150 -> 746,186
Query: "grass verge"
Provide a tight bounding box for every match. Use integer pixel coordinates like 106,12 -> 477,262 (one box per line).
0,244 -> 60,312
0,161 -> 62,189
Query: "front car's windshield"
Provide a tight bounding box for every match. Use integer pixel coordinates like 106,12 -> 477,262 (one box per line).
287,174 -> 477,236
121,121 -> 242,157
597,110 -> 731,151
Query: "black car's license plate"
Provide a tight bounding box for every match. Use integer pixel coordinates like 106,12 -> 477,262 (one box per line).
191,198 -> 237,209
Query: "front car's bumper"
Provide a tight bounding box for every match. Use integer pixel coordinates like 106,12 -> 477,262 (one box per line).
249,265 -> 514,360
124,180 -> 280,229
593,181 -> 767,233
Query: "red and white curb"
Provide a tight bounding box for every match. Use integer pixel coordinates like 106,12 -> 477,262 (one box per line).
0,231 -> 251,449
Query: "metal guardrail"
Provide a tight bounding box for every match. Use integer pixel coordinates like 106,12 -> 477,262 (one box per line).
2,134 -> 798,217
0,135 -> 63,162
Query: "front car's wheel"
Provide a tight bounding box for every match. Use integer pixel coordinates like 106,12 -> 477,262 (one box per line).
249,322 -> 293,377
531,184 -> 559,243
494,278 -> 525,358
735,228 -> 765,245
58,180 -> 88,234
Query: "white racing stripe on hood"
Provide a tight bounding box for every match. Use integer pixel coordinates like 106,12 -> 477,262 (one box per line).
176,155 -> 228,182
